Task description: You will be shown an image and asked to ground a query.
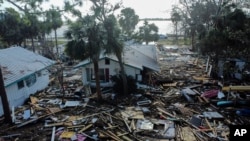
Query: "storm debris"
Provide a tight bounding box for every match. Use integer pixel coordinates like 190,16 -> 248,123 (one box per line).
1,45 -> 250,141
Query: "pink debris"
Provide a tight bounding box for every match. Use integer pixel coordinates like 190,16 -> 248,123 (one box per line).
201,89 -> 219,98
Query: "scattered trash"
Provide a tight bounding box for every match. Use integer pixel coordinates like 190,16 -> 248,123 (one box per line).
1,45 -> 249,141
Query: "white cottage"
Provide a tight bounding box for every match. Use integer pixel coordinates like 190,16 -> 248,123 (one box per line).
74,44 -> 160,87
0,46 -> 55,116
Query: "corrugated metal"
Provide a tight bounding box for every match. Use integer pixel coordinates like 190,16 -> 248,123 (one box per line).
0,46 -> 55,87
75,44 -> 160,72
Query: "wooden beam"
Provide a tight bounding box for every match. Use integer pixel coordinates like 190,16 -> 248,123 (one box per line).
222,86 -> 250,92
78,124 -> 93,133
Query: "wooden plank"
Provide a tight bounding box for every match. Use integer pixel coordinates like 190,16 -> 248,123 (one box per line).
78,124 -> 93,133
198,96 -> 204,103
162,82 -> 178,87
202,97 -> 209,103
45,122 -> 64,127
100,131 -> 121,141
205,118 -> 216,135
123,119 -> 132,133
117,131 -> 132,141
130,119 -> 136,130
222,86 -> 250,92
193,89 -> 201,95
157,107 -> 175,118
192,76 -> 211,81
107,131 -> 123,141
181,127 -> 196,141
51,126 -> 56,141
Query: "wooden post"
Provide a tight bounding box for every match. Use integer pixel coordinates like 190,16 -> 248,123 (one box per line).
0,67 -> 12,123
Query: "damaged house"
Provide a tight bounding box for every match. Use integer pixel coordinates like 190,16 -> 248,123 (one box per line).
0,46 -> 55,116
74,44 -> 160,87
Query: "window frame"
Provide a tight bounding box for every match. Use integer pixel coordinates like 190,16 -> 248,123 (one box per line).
25,74 -> 37,87
17,80 -> 25,89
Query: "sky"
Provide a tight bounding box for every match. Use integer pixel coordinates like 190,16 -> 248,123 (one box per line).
1,0 -> 179,19
119,0 -> 179,18
1,0 -> 179,35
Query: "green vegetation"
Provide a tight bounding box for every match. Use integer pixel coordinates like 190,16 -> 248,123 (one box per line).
0,0 -> 81,56
171,0 -> 250,61
64,0 -> 141,99
134,20 -> 159,45
157,38 -> 191,46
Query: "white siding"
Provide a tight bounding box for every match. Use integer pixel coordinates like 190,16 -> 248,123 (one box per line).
82,68 -> 88,85
0,97 -> 3,117
0,69 -> 50,116
81,59 -> 141,86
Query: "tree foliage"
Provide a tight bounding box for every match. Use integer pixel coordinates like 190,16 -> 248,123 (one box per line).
118,7 -> 139,38
45,8 -> 63,56
64,14 -> 105,100
135,20 -> 159,45
175,0 -> 250,62
171,7 -> 182,43
0,8 -> 26,46
89,0 -> 130,96
0,0 -> 83,49
200,8 -> 249,59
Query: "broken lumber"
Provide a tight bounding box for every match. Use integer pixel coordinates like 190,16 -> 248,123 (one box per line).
78,124 -> 93,133
157,107 -> 175,118
222,86 -> 250,91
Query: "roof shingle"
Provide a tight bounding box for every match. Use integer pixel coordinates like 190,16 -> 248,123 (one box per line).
0,46 -> 55,87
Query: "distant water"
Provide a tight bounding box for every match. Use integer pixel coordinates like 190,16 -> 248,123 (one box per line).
53,21 -> 174,38
137,20 -> 174,35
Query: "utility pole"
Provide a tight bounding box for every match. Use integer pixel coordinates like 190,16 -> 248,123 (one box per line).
0,66 -> 12,124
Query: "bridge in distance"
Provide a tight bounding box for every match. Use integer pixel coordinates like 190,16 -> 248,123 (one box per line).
139,18 -> 172,21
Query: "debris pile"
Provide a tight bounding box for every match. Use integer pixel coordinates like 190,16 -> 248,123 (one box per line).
1,45 -> 250,141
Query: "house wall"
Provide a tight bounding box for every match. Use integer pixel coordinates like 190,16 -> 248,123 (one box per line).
0,69 -> 50,116
81,59 -> 141,86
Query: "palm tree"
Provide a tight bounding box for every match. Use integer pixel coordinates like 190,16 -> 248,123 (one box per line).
171,8 -> 181,44
104,15 -> 128,96
26,14 -> 40,52
45,8 -> 63,57
89,0 -> 129,96
65,15 -> 104,100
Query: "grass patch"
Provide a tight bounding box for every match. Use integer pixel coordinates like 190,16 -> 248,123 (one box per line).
157,38 -> 191,46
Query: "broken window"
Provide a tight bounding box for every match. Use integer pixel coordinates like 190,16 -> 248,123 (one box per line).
86,68 -> 109,82
99,69 -> 105,81
25,74 -> 37,87
105,58 -> 110,65
17,80 -> 24,89
86,68 -> 90,81
36,71 -> 42,77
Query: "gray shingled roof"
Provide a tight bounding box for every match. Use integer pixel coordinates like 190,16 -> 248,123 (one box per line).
74,44 -> 160,72
0,46 -> 55,87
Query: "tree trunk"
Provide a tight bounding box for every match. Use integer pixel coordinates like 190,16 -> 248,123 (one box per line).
23,39 -> 27,47
57,64 -> 65,103
31,37 -> 35,52
54,29 -> 58,57
0,67 -> 12,124
175,23 -> 178,44
93,60 -> 102,100
117,54 -> 128,96
191,30 -> 195,51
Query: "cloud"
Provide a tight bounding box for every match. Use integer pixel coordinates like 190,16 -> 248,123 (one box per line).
121,0 -> 177,18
